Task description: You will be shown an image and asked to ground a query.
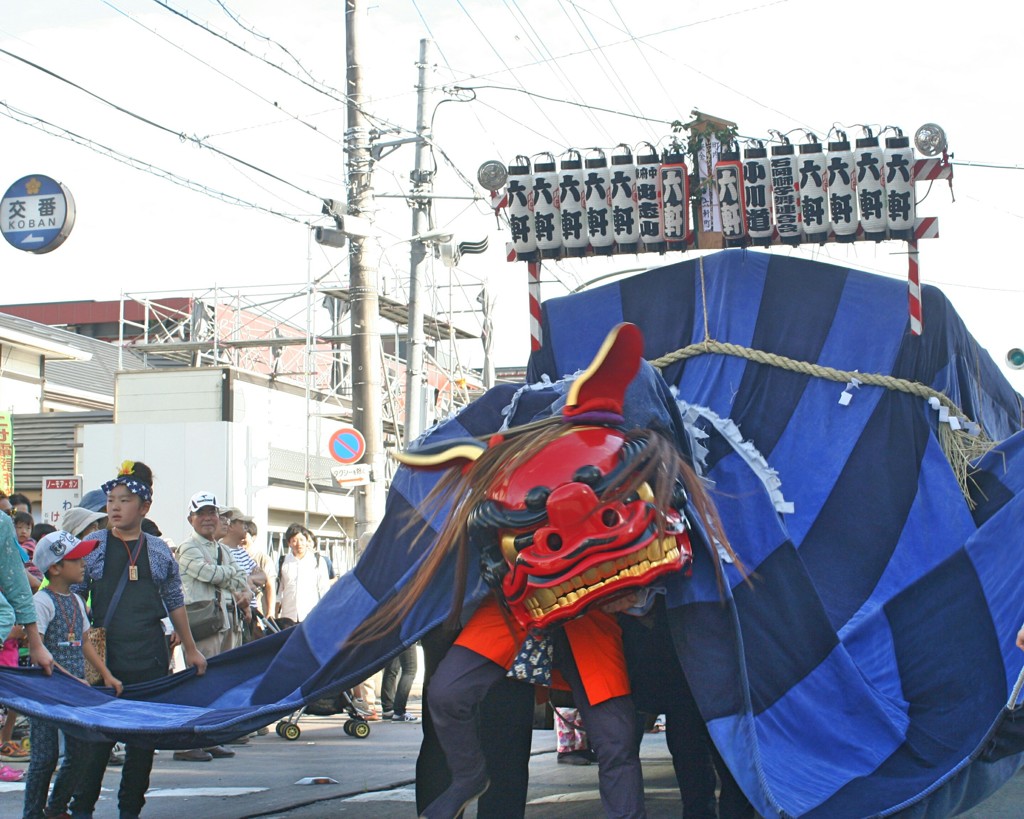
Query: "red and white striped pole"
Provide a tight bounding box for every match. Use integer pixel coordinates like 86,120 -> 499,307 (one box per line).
908,236 -> 922,336
528,260 -> 543,351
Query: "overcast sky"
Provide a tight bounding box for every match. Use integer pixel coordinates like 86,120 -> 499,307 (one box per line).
2,0 -> 1023,392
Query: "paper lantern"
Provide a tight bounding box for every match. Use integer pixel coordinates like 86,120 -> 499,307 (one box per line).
798,140 -> 829,243
770,143 -> 801,245
532,152 -> 561,259
715,148 -> 746,243
635,143 -> 663,252
609,144 -> 640,253
584,149 -> 614,255
854,134 -> 886,241
507,155 -> 537,261
558,149 -> 588,258
826,137 -> 858,242
743,144 -> 773,245
884,135 -> 915,240
659,152 -> 690,251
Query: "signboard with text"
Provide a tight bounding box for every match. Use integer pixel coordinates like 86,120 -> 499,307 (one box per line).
1,174 -> 76,254
0,413 -> 12,495
42,475 -> 83,526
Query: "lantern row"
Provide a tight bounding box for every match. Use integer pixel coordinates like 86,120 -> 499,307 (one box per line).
502,139 -> 951,263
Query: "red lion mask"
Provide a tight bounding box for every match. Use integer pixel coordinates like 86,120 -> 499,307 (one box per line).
397,323 -> 693,630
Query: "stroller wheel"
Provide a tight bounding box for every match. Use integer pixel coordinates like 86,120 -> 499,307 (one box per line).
343,720 -> 354,736
283,723 -> 301,741
352,720 -> 371,739
276,721 -> 287,737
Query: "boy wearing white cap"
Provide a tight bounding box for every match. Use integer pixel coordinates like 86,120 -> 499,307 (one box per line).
22,532 -> 122,819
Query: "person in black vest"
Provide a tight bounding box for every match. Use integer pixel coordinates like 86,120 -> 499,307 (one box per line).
68,460 -> 207,819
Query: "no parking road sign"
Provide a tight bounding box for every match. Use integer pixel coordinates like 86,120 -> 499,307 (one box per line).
328,427 -> 366,464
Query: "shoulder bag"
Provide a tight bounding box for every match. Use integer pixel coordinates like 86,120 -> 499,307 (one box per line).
185,545 -> 223,641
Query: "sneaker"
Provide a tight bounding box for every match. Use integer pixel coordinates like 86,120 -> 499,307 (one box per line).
172,749 -> 213,762
0,764 -> 24,781
351,697 -> 373,716
381,710 -> 394,720
392,712 -> 419,722
0,740 -> 29,762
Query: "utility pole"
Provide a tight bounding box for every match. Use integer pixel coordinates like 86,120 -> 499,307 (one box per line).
404,38 -> 434,444
345,0 -> 384,549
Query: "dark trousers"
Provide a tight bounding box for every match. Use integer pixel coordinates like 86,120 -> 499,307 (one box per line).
417,626 -> 534,818
22,718 -> 84,819
429,642 -> 645,819
69,741 -> 154,818
380,645 -> 418,715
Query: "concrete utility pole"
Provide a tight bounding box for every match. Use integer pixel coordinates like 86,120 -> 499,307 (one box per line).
345,0 -> 384,548
404,38 -> 434,444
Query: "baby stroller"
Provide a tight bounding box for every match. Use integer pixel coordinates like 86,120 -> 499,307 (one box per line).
255,610 -> 371,741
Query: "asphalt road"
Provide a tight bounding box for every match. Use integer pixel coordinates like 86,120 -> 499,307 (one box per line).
0,699 -> 1021,818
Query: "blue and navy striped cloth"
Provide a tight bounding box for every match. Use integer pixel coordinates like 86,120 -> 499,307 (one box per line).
2,249 -> 1023,818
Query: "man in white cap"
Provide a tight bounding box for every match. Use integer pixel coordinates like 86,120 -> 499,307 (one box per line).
174,492 -> 251,762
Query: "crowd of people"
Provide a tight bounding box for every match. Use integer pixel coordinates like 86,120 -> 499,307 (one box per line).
0,461 -> 360,819
0,446 -> 815,819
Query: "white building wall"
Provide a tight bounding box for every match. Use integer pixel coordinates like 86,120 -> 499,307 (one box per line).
115,370 -> 224,424
0,346 -> 43,412
82,370 -> 354,548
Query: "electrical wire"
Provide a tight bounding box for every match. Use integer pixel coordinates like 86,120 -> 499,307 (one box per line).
605,0 -> 681,127
503,0 -> 614,144
100,0 -> 348,150
454,0 -> 572,148
556,0 -> 657,142
0,101 -> 310,224
212,0 -> 323,85
0,45 -> 321,201
451,83 -> 676,126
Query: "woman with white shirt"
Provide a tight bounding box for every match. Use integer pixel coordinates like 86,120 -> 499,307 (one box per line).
274,524 -> 330,628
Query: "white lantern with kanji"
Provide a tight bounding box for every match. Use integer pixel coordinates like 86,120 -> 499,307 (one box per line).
884,135 -> 915,240
609,144 -> 640,253
854,134 -> 886,241
770,143 -> 801,245
559,150 -> 588,257
532,153 -> 562,259
584,149 -> 614,255
798,140 -> 829,243
826,137 -> 858,241
659,152 -> 690,251
507,155 -> 537,260
715,148 -> 746,243
635,143 -> 663,251
743,144 -> 773,245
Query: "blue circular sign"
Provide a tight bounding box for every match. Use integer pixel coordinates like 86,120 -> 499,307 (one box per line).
1,174 -> 76,254
329,427 -> 366,464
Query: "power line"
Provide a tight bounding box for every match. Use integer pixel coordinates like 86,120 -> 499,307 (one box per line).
454,0 -> 572,148
0,45 -> 321,200
152,0 -> 415,142
212,0 -> 323,86
100,0 -> 348,151
452,83 -> 676,126
503,0 -> 613,144
0,101 -> 310,224
557,0 -> 657,142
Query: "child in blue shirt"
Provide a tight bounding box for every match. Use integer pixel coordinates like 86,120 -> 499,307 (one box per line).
21,531 -> 121,819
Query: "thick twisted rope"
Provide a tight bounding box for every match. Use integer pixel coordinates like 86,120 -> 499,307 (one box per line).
649,339 -> 993,506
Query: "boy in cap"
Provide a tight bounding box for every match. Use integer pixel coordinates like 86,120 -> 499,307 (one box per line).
22,531 -> 122,819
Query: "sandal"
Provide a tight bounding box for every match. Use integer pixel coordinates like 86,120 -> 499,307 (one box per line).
0,764 -> 24,781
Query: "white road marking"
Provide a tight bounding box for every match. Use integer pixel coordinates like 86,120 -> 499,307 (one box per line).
343,785 -> 418,802
146,787 -> 269,797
